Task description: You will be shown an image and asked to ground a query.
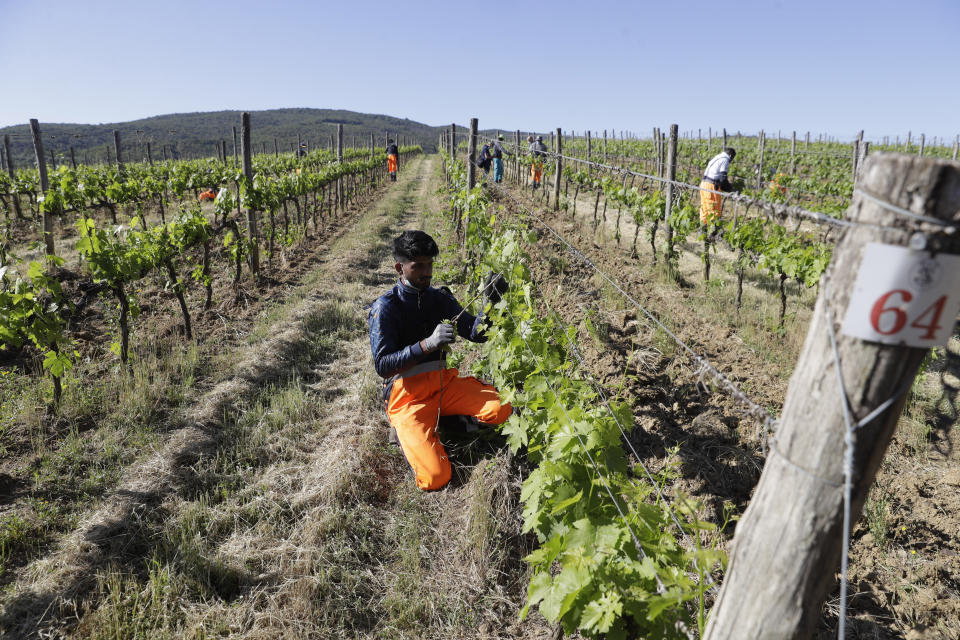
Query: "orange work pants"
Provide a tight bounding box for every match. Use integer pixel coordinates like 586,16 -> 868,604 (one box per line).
699,180 -> 723,225
386,368 -> 512,490
388,154 -> 398,174
530,162 -> 543,184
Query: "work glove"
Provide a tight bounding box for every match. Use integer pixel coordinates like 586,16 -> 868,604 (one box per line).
483,272 -> 509,305
422,322 -> 456,352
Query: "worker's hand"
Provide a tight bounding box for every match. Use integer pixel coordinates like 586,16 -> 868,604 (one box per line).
422,322 -> 456,352
484,272 -> 509,305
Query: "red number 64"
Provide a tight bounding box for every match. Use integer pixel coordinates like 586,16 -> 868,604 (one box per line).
869,289 -> 946,340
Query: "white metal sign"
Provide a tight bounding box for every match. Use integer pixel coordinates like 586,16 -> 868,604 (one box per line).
843,243 -> 960,347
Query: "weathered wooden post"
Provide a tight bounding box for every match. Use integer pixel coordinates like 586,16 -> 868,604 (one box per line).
791,131 -> 797,174
49,148 -> 57,171
554,127 -> 562,211
953,134 -> 958,161
29,119 -> 55,257
756,130 -> 765,189
337,124 -> 344,209
449,123 -> 456,161
233,126 -> 239,166
466,117 -> 478,190
704,153 -> 960,639
370,132 -> 375,159
240,112 -> 259,278
723,127 -> 728,148
663,124 -> 678,270
586,130 -> 592,175
905,130 -> 911,152
918,133 -> 925,156
274,137 -> 279,158
514,129 -> 521,185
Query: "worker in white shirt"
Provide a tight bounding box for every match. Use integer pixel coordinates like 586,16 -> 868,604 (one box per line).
699,147 -> 736,225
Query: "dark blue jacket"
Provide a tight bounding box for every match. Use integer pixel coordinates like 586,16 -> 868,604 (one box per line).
387,143 -> 399,156
368,280 -> 485,378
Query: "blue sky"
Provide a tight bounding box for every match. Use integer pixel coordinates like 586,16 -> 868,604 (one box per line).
1,0 -> 957,142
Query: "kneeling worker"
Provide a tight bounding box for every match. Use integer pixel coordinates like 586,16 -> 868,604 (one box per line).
368,231 -> 512,490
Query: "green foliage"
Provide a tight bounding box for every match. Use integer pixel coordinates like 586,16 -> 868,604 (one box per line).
441,160 -> 721,637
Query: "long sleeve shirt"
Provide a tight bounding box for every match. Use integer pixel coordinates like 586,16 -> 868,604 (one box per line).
386,143 -> 399,156
491,141 -> 508,158
368,280 -> 485,378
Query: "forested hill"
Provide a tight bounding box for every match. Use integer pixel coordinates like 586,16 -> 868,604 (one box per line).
0,108 -> 452,166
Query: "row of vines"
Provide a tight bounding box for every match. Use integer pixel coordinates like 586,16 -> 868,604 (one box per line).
0,144 -> 421,405
441,153 -> 723,639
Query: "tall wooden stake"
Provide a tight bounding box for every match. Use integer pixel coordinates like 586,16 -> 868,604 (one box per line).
466,117 -> 478,190
29,119 -> 55,256
705,153 -> 960,639
663,124 -> 678,264
790,131 -> 797,175
233,126 -> 239,166
240,112 -> 259,278
756,130 -> 765,189
554,127 -> 562,211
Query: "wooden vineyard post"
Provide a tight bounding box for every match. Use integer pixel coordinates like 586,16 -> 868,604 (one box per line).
113,129 -> 123,174
514,129 -> 520,186
918,133 -> 925,156
449,123 -> 456,161
953,134 -> 958,161
466,117 -> 478,191
370,132 -> 374,159
905,130 -> 911,153
240,112 -> 259,278
663,124 -> 678,273
49,148 -> 57,171
29,119 -> 55,257
233,126 -> 239,166
603,129 -> 607,163
146,142 -> 153,166
756,130 -> 765,190
337,124 -> 344,210
791,131 -> 797,174
274,137 -> 279,158
855,142 -> 870,185
704,153 -> 960,639
554,127 -> 562,211
586,130 -> 592,175
723,127 -> 728,148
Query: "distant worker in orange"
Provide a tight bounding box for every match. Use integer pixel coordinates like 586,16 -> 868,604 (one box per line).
387,138 -> 399,181
198,187 -> 217,201
699,147 -> 736,225
529,135 -> 547,189
368,230 -> 511,490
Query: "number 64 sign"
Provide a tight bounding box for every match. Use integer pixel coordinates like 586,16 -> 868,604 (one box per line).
843,243 -> 960,347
